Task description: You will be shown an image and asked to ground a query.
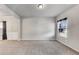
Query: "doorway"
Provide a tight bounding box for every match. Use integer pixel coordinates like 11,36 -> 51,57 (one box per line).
0,21 -> 7,40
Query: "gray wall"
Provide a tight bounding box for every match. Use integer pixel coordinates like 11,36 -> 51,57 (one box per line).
0,16 -> 20,40
56,5 -> 79,52
22,17 -> 55,40
0,5 -> 20,40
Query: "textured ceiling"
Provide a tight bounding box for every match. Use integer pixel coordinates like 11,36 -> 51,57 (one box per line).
6,4 -> 75,17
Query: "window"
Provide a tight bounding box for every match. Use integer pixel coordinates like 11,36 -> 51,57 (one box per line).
57,17 -> 68,38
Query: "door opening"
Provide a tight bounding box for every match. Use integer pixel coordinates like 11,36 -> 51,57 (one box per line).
2,21 -> 7,40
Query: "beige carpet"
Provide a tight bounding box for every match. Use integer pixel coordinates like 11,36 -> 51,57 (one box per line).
0,40 -> 78,55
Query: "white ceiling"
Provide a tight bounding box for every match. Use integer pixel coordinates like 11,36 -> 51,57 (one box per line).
6,4 -> 75,17
0,5 -> 18,16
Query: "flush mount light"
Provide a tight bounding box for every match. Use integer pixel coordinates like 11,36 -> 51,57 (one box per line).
36,4 -> 45,9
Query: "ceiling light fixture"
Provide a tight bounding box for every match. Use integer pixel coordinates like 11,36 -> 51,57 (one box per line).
37,4 -> 45,9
